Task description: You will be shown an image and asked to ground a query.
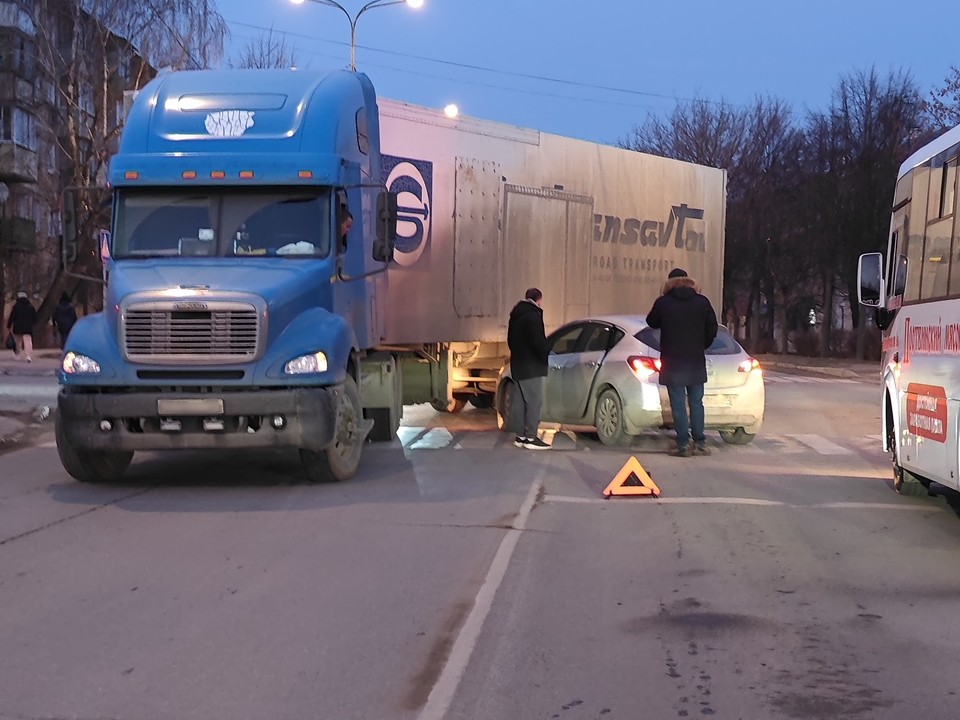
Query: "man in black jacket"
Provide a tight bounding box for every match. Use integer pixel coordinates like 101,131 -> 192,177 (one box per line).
646,269 -> 718,457
507,288 -> 550,450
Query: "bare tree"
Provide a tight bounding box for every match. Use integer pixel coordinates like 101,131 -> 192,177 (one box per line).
27,0 -> 228,335
231,26 -> 298,70
925,66 -> 960,130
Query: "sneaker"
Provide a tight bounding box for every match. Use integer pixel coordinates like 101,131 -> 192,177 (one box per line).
523,437 -> 550,450
668,445 -> 691,457
692,444 -> 711,456
514,436 -> 527,448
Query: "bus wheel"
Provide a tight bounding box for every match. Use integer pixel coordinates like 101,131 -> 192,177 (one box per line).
301,376 -> 363,483
886,415 -> 905,493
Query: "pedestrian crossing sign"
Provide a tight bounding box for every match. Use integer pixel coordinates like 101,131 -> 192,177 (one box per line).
603,457 -> 661,498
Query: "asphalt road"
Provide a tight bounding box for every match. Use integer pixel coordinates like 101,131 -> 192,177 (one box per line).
2,370 -> 960,720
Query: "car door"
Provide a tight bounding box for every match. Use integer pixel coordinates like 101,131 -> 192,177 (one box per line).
561,322 -> 622,420
543,323 -> 588,421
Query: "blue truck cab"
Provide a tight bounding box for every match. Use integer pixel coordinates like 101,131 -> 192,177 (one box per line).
56,68 -> 397,483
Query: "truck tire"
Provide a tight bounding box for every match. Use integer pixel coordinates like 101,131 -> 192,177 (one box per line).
55,413 -> 133,483
431,396 -> 467,413
469,394 -> 494,409
300,375 -> 364,483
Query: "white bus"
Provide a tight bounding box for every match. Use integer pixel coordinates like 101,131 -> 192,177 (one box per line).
859,123 -> 960,492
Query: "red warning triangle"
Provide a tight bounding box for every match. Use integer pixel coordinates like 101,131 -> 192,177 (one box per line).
603,456 -> 661,498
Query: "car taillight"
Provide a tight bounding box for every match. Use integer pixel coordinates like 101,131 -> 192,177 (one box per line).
628,356 -> 661,381
738,358 -> 760,373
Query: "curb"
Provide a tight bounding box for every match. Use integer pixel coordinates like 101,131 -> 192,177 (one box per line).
761,361 -> 873,380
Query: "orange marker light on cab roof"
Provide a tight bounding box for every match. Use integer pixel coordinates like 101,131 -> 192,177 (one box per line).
181,170 -> 197,179
298,170 -> 313,179
124,170 -> 139,180
239,170 -> 255,179
210,170 -> 226,179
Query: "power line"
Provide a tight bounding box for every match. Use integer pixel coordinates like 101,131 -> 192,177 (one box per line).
226,18 -> 735,109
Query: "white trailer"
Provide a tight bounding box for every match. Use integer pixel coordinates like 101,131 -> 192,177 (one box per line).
362,100 -> 726,430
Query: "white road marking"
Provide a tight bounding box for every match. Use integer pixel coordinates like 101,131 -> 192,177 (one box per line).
788,434 -> 854,455
410,428 -> 454,450
398,426 -> 426,447
546,495 -> 938,511
416,469 -> 546,720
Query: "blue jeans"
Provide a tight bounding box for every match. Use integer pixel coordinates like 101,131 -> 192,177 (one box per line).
667,384 -> 705,449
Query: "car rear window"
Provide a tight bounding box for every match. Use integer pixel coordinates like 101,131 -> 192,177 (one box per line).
634,327 -> 742,355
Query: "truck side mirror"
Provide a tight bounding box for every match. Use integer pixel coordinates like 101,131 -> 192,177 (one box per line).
373,191 -> 397,263
61,189 -> 78,267
857,252 -> 884,307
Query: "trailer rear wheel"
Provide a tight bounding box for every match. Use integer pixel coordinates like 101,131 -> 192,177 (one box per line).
301,376 -> 364,483
55,413 -> 133,483
431,396 -> 467,413
469,394 -> 494,409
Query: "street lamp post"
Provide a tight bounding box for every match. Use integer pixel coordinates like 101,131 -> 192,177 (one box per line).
290,0 -> 424,72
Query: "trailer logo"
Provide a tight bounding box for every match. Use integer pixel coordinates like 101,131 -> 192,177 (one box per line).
593,204 -> 705,251
205,110 -> 255,138
383,155 -> 432,267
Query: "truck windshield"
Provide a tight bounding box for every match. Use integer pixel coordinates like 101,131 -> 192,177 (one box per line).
113,187 -> 332,259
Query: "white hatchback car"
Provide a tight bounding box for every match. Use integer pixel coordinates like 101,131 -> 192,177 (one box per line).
496,314 -> 764,446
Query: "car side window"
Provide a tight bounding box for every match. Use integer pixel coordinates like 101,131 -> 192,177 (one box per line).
548,325 -> 584,355
635,327 -> 661,351
582,324 -> 620,353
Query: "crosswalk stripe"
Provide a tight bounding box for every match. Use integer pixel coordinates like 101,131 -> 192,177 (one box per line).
393,428 -> 880,457
787,433 -> 854,455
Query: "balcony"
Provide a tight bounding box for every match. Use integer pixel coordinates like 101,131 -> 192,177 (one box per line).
0,140 -> 37,182
0,215 -> 36,252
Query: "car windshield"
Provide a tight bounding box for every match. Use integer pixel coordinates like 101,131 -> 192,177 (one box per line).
113,187 -> 332,259
635,326 -> 742,355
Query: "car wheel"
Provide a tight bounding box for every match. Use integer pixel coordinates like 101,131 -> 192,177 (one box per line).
497,381 -> 524,434
595,388 -> 630,446
719,427 -> 756,445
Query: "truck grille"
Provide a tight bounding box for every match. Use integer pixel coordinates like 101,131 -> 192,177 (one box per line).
124,305 -> 260,363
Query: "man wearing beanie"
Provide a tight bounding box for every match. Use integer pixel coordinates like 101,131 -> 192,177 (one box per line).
646,267 -> 719,456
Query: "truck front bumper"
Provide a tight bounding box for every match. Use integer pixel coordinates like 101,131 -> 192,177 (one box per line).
57,387 -> 338,452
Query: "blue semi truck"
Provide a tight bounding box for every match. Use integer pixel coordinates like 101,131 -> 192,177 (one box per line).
55,68 -> 727,483
57,68 -> 399,483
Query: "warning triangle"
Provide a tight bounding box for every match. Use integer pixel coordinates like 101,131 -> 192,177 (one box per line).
603,456 -> 661,498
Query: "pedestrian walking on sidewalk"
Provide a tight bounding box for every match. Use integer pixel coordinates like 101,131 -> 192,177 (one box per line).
507,288 -> 550,450
6,291 -> 37,362
53,293 -> 78,349
646,268 -> 718,457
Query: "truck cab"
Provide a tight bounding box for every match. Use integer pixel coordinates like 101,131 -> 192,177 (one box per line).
56,69 -> 396,483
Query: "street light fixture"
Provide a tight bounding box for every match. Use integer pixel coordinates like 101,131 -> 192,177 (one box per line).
290,0 -> 424,72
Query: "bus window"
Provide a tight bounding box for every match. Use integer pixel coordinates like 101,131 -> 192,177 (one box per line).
904,228 -> 924,302
920,218 -> 951,300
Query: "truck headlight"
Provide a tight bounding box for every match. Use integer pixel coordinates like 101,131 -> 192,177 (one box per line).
62,352 -> 101,375
284,351 -> 328,375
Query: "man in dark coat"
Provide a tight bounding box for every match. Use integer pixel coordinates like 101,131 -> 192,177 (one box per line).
53,293 -> 78,349
507,288 -> 550,449
6,291 -> 38,362
646,268 -> 718,457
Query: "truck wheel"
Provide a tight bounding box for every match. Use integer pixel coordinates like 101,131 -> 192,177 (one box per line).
719,428 -> 756,445
595,388 -> 630,446
55,414 -> 133,483
301,375 -> 364,483
469,394 -> 494,409
431,397 -> 467,413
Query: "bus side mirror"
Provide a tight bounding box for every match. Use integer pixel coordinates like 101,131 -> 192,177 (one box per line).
373,191 -> 397,263
857,252 -> 884,307
61,189 -> 78,267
